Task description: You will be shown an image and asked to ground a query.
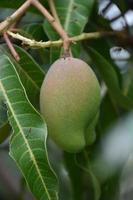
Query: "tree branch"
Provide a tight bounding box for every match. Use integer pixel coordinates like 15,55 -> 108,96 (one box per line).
31,0 -> 70,52
3,33 -> 20,61
48,0 -> 61,25
0,0 -> 31,33
0,0 -> 70,54
7,31 -> 118,49
48,0 -> 72,56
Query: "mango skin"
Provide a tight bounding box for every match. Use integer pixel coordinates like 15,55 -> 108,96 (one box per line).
40,57 -> 100,153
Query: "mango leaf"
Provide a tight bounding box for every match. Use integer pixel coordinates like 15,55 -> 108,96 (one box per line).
43,0 -> 95,62
100,172 -> 121,200
0,55 -> 58,200
87,47 -> 133,110
98,93 -> 119,136
97,113 -> 133,200
127,81 -> 133,100
0,0 -> 49,14
120,153 -> 133,200
0,44 -> 45,107
86,169 -> 101,200
123,65 -> 133,100
88,38 -> 122,86
0,8 -> 43,26
64,153 -> 83,200
75,152 -> 101,200
112,0 -> 127,13
22,23 -> 47,41
0,90 -> 10,143
20,23 -> 50,66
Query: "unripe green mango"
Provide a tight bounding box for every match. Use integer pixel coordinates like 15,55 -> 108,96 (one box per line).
40,57 -> 100,153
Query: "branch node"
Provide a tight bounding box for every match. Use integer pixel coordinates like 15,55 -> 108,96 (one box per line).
51,19 -> 56,23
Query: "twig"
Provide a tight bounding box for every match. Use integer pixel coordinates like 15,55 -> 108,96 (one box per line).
7,31 -> 118,49
3,32 -> 20,61
48,0 -> 72,56
71,31 -> 116,42
48,0 -> 61,25
0,0 -> 70,54
31,0 -> 70,53
0,0 -> 31,33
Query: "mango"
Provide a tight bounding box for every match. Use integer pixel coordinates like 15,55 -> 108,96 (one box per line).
40,57 -> 100,152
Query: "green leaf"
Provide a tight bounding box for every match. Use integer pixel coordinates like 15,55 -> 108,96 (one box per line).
98,93 -> 119,136
0,55 -> 58,200
123,66 -> 133,100
100,172 -> 121,200
89,112 -> 133,200
88,38 -> 122,86
127,82 -> 133,100
20,23 -> 50,66
0,90 -> 10,143
75,152 -> 101,200
120,153 -> 133,200
87,47 -> 133,110
97,113 -> 133,200
0,121 -> 10,143
89,170 -> 101,200
22,23 -> 47,41
43,0 -> 95,62
0,1 -> 25,8
0,44 -> 45,107
112,0 -> 127,13
64,153 -> 83,200
0,0 -> 49,14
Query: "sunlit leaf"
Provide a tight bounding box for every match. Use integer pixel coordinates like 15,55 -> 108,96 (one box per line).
0,45 -> 45,107
0,55 -> 58,200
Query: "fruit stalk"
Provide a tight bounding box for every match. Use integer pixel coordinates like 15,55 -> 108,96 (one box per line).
31,0 -> 70,53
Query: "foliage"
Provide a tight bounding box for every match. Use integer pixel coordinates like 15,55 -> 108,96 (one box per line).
0,0 -> 133,200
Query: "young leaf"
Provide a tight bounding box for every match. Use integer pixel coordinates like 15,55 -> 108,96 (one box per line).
0,55 -> 58,200
87,47 -> 133,110
43,0 -> 95,62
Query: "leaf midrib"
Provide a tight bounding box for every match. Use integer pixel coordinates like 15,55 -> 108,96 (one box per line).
0,57 -> 51,200
64,0 -> 74,32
